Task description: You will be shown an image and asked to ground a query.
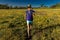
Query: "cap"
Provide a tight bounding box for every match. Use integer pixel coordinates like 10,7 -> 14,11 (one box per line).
27,4 -> 32,8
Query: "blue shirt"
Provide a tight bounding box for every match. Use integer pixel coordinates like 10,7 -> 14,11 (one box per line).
26,10 -> 35,21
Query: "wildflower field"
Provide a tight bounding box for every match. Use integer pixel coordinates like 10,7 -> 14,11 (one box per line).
0,9 -> 60,40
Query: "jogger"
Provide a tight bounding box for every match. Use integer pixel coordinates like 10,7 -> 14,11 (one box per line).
26,4 -> 35,38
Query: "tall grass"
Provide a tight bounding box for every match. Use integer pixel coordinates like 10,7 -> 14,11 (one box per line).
0,9 -> 60,40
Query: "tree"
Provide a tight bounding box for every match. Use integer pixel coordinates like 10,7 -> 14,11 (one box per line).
40,4 -> 48,8
50,3 -> 60,8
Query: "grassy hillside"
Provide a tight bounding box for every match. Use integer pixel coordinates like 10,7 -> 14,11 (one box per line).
0,9 -> 60,40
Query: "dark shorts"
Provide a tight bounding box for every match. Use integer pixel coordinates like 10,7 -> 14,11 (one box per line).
27,20 -> 33,25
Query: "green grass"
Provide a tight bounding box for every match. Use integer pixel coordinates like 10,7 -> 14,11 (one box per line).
0,9 -> 60,40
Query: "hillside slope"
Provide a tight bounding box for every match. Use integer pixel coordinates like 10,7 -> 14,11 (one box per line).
0,9 -> 60,40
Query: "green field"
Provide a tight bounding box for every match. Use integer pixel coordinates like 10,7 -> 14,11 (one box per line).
0,9 -> 60,40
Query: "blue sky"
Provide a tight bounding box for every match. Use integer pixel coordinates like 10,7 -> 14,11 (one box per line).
0,0 -> 60,7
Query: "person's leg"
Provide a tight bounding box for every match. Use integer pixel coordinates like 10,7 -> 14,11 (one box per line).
29,24 -> 32,30
29,21 -> 33,30
27,21 -> 32,38
28,21 -> 33,39
27,21 -> 30,37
